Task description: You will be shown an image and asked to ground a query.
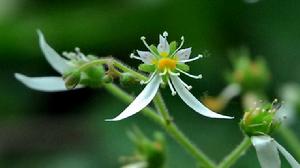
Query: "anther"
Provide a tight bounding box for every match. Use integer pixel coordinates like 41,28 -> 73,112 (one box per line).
163,31 -> 168,37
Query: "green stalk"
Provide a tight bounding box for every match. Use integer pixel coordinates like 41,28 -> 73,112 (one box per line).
277,125 -> 300,160
153,92 -> 172,124
104,83 -> 216,168
82,57 -> 216,167
217,136 -> 252,168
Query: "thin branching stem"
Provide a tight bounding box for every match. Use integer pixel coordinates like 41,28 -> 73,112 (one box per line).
93,57 -> 217,167
104,83 -> 216,168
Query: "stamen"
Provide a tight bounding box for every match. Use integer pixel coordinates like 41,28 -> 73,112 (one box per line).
179,54 -> 202,63
171,36 -> 185,57
176,76 -> 193,90
130,53 -> 142,61
140,36 -> 159,57
168,69 -> 180,76
163,31 -> 168,37
75,47 -> 89,61
140,71 -> 157,85
176,68 -> 202,79
159,69 -> 167,76
62,51 -> 76,60
162,32 -> 168,49
167,79 -> 176,96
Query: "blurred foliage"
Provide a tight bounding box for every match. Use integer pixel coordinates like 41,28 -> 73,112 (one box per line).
1,0 -> 300,167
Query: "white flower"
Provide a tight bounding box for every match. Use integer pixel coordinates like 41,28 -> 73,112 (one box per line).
15,30 -> 84,92
106,32 -> 233,121
251,135 -> 300,168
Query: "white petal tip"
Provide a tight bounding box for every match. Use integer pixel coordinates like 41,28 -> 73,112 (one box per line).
171,92 -> 176,96
187,86 -> 193,90
104,119 -> 118,122
15,73 -> 24,80
140,36 -> 146,40
198,54 -> 203,58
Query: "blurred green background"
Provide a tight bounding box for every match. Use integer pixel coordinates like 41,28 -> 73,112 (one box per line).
1,0 -> 300,167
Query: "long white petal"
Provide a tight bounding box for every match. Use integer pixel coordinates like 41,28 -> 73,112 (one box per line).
106,74 -> 161,121
137,50 -> 156,64
273,140 -> 300,168
157,35 -> 170,54
176,48 -> 191,61
15,73 -> 82,92
170,76 -> 233,119
38,30 -> 72,74
251,136 -> 281,168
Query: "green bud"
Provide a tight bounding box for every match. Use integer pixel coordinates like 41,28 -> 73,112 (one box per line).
138,64 -> 156,73
125,128 -> 166,168
80,65 -> 105,88
102,74 -> 113,83
176,63 -> 190,72
63,70 -> 81,89
120,72 -> 137,86
240,100 -> 281,136
227,49 -> 270,92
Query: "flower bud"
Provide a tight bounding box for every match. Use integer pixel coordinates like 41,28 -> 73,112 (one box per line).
120,72 -> 138,86
80,65 -> 105,88
63,70 -> 81,89
123,129 -> 166,168
240,100 -> 281,136
227,49 -> 270,92
102,74 -> 113,83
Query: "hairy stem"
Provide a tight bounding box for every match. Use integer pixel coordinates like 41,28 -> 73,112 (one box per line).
153,92 -> 172,124
277,125 -> 300,160
104,83 -> 216,168
217,136 -> 251,168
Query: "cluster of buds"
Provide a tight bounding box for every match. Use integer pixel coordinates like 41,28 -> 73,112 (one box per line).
15,31 -> 139,92
226,48 -> 270,93
121,128 -> 166,168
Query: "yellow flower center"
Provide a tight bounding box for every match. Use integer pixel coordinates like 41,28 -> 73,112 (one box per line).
157,58 -> 177,71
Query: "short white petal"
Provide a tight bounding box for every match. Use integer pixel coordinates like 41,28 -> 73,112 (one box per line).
251,136 -> 281,168
157,35 -> 170,53
137,50 -> 156,64
106,74 -> 161,121
176,48 -> 192,61
38,30 -> 72,74
15,73 -> 83,92
170,76 -> 233,119
273,140 -> 300,168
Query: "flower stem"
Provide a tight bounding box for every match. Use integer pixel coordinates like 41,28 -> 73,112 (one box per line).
217,136 -> 252,168
104,83 -> 216,168
153,92 -> 172,124
277,125 -> 300,160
